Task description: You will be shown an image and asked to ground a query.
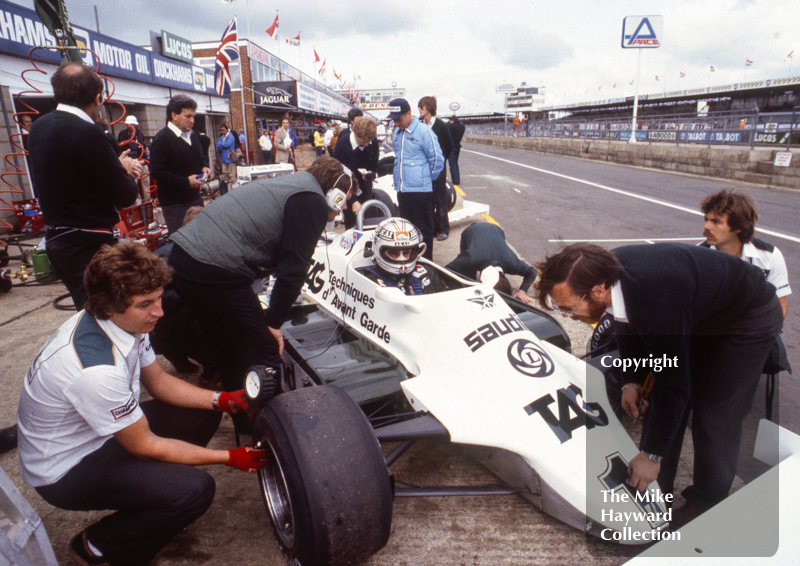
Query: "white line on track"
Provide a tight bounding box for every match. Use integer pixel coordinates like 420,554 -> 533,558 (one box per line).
464,149 -> 800,245
513,188 -> 522,194
550,237 -> 705,243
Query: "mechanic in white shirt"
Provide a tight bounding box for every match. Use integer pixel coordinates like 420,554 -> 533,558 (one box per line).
17,242 -> 265,566
700,188 -> 790,317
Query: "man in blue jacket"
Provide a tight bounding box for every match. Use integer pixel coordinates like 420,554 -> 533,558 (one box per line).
217,123 -> 237,181
388,98 -> 443,260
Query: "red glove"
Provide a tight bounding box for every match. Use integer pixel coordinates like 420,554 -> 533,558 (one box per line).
217,390 -> 250,414
227,446 -> 267,473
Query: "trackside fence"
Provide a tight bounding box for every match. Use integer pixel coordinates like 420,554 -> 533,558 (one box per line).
466,108 -> 800,149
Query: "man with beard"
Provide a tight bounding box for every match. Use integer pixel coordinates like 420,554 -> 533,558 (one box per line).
535,243 -> 783,526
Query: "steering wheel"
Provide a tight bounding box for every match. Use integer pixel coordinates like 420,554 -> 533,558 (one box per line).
355,199 -> 393,230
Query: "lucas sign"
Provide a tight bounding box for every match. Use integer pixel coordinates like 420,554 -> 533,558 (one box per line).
621,16 -> 663,49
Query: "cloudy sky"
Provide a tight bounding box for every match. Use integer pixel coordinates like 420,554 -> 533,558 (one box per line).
11,0 -> 800,113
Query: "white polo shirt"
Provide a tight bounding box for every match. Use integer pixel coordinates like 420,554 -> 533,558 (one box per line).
705,239 -> 791,298
17,311 -> 155,486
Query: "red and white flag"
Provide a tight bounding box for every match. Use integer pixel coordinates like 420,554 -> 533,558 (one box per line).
788,50 -> 794,59
710,65 -> 715,72
265,13 -> 279,39
746,58 -> 753,66
680,71 -> 686,78
333,68 -> 341,80
286,33 -> 300,46
313,48 -> 321,64
655,75 -> 659,81
318,58 -> 326,75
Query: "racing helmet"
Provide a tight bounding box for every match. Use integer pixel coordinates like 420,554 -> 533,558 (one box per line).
372,218 -> 426,276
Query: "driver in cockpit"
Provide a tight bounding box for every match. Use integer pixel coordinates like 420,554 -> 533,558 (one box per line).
359,218 -> 446,295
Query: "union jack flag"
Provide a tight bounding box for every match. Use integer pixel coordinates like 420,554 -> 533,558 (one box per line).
214,17 -> 239,97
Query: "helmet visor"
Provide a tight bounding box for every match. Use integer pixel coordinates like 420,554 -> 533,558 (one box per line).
381,245 -> 420,264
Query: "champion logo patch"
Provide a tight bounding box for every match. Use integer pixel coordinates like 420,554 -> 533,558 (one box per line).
110,396 -> 138,421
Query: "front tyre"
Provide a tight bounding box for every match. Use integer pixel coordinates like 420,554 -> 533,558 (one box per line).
254,385 -> 393,566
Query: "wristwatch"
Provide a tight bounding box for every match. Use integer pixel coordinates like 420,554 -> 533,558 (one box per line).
641,451 -> 663,464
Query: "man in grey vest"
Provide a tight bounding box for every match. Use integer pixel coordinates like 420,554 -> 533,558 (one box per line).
169,156 -> 354,398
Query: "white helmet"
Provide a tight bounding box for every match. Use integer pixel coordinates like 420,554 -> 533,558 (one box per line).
373,218 -> 426,276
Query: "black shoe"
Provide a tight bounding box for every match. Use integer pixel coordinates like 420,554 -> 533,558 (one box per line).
437,232 -> 449,241
0,425 -> 17,454
69,531 -> 110,566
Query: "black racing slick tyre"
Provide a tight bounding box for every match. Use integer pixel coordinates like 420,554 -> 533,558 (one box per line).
371,189 -> 397,217
253,385 -> 393,566
446,181 -> 457,212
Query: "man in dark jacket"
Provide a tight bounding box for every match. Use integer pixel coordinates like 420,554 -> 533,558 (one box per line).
535,243 -> 783,522
169,156 -> 354,396
334,116 -> 379,228
418,96 -> 453,241
149,95 -> 211,234
27,62 -> 141,309
446,222 -> 536,303
448,115 -> 465,185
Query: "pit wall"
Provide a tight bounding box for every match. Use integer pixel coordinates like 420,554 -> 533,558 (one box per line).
466,135 -> 800,190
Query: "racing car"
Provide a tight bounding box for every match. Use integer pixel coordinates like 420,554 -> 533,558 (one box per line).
248,203 -> 670,566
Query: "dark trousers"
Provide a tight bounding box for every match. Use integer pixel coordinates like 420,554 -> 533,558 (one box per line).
36,401 -> 221,566
647,297 -> 784,508
448,147 -> 461,185
170,252 -> 281,391
45,228 -> 115,310
162,196 -> 204,236
397,191 -> 434,261
432,169 -> 450,236
261,149 -> 274,164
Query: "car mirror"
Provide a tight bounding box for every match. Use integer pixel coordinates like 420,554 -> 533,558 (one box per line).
375,286 -> 423,313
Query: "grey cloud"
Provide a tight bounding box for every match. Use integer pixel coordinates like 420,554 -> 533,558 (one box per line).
489,23 -> 574,69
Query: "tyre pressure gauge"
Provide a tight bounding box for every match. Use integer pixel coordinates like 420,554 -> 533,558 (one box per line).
244,365 -> 278,404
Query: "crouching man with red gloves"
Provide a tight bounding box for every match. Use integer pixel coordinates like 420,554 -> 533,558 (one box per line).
17,242 -> 266,566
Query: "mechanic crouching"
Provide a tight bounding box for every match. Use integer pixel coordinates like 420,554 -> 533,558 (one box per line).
168,156 -> 354,401
359,218 -> 446,294
16,242 -> 266,566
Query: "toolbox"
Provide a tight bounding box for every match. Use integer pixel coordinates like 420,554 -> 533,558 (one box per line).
12,198 -> 45,234
116,202 -> 169,251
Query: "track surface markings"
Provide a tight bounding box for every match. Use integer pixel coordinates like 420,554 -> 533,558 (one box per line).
465,149 -> 800,245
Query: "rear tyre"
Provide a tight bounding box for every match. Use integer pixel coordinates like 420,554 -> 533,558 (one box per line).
446,181 -> 457,211
370,189 -> 397,217
253,385 -> 392,566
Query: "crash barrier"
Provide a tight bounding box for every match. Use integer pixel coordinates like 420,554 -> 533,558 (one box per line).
467,108 -> 800,149
0,465 -> 58,566
466,134 -> 800,190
